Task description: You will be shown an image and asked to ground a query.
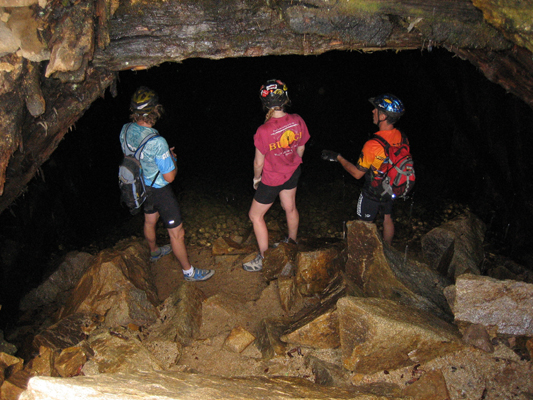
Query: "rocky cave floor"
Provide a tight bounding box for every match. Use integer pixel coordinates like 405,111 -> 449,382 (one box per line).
17,176 -> 533,399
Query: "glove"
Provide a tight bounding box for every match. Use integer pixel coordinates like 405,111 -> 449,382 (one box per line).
321,150 -> 340,162
253,176 -> 262,190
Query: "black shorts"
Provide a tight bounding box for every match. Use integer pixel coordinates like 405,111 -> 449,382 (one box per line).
144,185 -> 183,229
254,166 -> 301,205
356,191 -> 393,221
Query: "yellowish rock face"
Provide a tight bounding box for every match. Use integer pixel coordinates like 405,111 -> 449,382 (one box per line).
472,0 -> 533,52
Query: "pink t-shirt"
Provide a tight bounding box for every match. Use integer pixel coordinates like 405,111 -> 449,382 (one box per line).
254,113 -> 310,186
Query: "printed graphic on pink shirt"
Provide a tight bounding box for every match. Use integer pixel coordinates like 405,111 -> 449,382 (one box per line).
267,122 -> 303,156
254,114 -> 310,186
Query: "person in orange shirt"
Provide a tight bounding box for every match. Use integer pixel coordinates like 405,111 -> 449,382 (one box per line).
321,94 -> 406,246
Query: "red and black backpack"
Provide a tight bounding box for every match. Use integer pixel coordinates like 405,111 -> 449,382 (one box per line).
368,133 -> 415,201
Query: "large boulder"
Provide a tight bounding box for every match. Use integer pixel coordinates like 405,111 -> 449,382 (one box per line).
57,239 -> 159,328
445,273 -> 533,336
337,296 -> 462,374
19,369 -> 403,400
345,220 -> 452,321
20,251 -> 94,312
421,211 -> 486,278
82,327 -> 163,375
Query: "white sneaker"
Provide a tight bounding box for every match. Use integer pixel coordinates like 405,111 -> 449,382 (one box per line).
242,253 -> 263,272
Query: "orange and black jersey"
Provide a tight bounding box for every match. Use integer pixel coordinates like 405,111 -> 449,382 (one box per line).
356,128 -> 404,176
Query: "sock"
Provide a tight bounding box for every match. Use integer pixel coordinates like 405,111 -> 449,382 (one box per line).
183,266 -> 194,277
151,248 -> 160,256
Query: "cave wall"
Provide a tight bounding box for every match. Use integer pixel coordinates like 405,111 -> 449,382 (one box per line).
0,0 -> 533,214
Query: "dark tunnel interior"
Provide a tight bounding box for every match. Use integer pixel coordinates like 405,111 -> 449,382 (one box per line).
1,48 -> 533,329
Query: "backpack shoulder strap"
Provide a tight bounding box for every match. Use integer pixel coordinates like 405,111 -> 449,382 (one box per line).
133,133 -> 159,159
372,134 -> 390,154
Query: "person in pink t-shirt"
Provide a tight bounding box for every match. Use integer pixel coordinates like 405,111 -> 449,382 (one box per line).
243,79 -> 310,272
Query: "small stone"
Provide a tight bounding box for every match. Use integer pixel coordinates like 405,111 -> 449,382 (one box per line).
223,326 -> 256,353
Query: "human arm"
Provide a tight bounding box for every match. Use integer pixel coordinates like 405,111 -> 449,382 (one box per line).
322,149 -> 366,180
338,155 -> 365,180
297,145 -> 305,158
162,147 -> 178,183
253,148 -> 265,189
151,137 -> 177,184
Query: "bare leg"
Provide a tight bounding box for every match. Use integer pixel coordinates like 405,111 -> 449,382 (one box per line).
279,187 -> 299,242
144,212 -> 160,252
168,223 -> 191,271
383,214 -> 395,246
248,199 -> 273,256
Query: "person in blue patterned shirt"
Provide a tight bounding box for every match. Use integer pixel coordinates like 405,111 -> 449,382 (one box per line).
120,86 -> 214,281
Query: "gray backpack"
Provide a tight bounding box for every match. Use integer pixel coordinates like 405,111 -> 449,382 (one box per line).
118,127 -> 159,214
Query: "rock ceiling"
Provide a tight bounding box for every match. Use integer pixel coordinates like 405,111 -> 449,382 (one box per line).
0,0 -> 532,214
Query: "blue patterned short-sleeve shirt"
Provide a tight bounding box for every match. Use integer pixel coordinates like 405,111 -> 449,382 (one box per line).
119,122 -> 175,188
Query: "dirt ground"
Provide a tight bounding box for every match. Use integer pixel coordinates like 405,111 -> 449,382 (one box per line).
150,244 -> 321,380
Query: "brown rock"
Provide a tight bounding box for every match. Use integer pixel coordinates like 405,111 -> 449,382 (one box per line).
25,346 -> 57,377
304,355 -> 353,388
421,211 -> 485,278
263,241 -> 298,281
286,272 -> 362,343
84,327 -> 163,374
447,274 -> 533,336
143,337 -> 182,370
44,1 -> 94,78
1,369 -> 30,400
281,309 -> 340,349
0,19 -> 20,55
144,282 -> 206,347
20,251 -> 94,312
212,236 -> 255,255
54,346 -> 87,377
198,293 -> 247,339
337,297 -> 462,374
256,318 -> 289,360
402,369 -> 451,400
527,337 -> 533,360
0,0 -> 38,6
345,220 -> 452,321
420,227 -> 455,276
295,245 -> 344,297
104,285 -> 158,328
33,313 -> 100,352
6,7 -> 49,62
278,275 -> 297,313
0,352 -> 23,384
20,369 -> 396,399
461,323 -> 494,353
58,240 -> 159,324
223,326 -> 256,353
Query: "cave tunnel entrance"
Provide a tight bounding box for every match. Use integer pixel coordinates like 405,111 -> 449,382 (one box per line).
1,48 -> 533,329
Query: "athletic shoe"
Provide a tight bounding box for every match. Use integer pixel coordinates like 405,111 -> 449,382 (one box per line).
150,244 -> 172,262
242,253 -> 263,272
184,267 -> 215,282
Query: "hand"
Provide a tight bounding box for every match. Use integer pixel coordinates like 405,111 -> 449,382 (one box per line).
169,147 -> 177,162
321,150 -> 340,162
253,176 -> 262,190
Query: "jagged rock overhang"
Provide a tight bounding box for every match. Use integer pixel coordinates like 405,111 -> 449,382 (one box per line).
0,0 -> 532,215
